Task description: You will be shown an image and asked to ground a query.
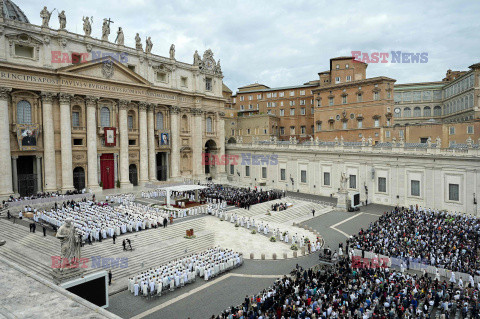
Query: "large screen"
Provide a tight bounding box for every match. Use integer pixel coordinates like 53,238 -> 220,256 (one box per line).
61,272 -> 108,308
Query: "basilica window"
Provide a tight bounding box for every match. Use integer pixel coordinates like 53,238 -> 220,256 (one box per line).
72,111 -> 80,127
181,115 -> 189,132
413,107 -> 421,117
411,180 -> 420,197
433,106 -> 442,116
323,172 -> 330,186
128,115 -> 134,130
100,107 -> 110,127
403,107 -> 411,117
206,117 -> 213,133
205,77 -> 212,91
349,175 -> 357,189
378,177 -> 387,193
300,170 -> 307,183
156,112 -> 164,130
17,100 -> 32,124
448,184 -> 459,201
423,106 -> 431,117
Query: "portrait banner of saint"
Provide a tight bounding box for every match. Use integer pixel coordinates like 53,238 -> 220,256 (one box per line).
104,127 -> 116,146
160,133 -> 169,145
16,124 -> 39,151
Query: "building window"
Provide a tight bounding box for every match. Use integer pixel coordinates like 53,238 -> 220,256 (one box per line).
280,168 -> 286,181
247,128 -> 251,134
349,175 -> 356,189
73,138 -> 83,146
156,112 -> 164,130
180,76 -> 188,87
301,126 -> 306,134
257,94 -> 262,99
345,63 -> 349,69
357,93 -> 363,102
290,109 -> 295,115
449,127 -> 455,135
289,101 -> 295,106
157,72 -> 167,82
272,92 -> 277,98
374,119 -> 380,127
240,96 -> 244,102
357,120 -> 362,129
230,164 -> 234,175
72,111 -> 80,127
467,126 -> 474,134
128,139 -> 136,146
346,76 -> 352,82
128,115 -> 134,129
336,64 -> 340,69
423,106 -> 431,117
329,97 -> 334,106
300,170 -> 307,183
280,127 -> 285,135
280,109 -> 284,116
14,44 -> 34,58
433,106 -> 442,116
240,105 -> 244,110
335,77 -> 341,83
399,130 -> 404,138
16,100 -> 32,124
300,108 -> 306,115
248,95 -> 253,101
289,91 -> 295,97
316,122 -> 322,132
411,180 -> 420,196
404,107 -> 411,117
386,131 -> 390,138
205,77 -> 212,91
413,107 -> 421,117
323,172 -> 330,186
100,107 -> 110,127
300,90 -> 305,96
374,92 -> 379,100
279,92 -> 285,97
448,184 -> 459,201
342,122 -> 347,130
378,177 -> 387,193
245,166 -> 250,177
300,100 -> 306,106
206,117 -> 213,133
266,93 -> 272,98
290,126 -> 295,135
262,167 -> 267,179
342,96 -> 347,104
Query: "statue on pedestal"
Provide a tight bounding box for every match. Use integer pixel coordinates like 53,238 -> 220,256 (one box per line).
436,137 -> 441,148
115,27 -> 124,45
58,10 -> 66,29
169,44 -> 175,59
340,172 -> 349,191
334,136 -> 339,145
102,18 -> 113,41
135,33 -> 142,50
427,136 -> 432,147
40,6 -> 54,28
56,218 -> 81,267
193,50 -> 201,66
82,16 -> 92,36
145,37 -> 153,53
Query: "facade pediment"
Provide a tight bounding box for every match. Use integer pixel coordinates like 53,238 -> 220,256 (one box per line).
57,57 -> 151,86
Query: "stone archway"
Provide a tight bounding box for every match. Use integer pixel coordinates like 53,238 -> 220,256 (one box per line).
204,139 -> 217,177
227,137 -> 236,144
73,166 -> 85,191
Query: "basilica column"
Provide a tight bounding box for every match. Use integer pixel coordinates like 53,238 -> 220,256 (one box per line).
41,92 -> 57,192
170,106 -> 181,179
118,100 -> 132,188
138,102 -> 149,185
59,93 -> 74,191
86,96 -> 101,192
192,109 -> 204,178
36,156 -> 42,192
11,156 -> 18,195
147,104 -> 157,181
0,87 -> 13,196
217,111 -> 227,176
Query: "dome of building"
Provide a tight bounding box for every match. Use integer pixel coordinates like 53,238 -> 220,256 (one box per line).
2,0 -> 30,23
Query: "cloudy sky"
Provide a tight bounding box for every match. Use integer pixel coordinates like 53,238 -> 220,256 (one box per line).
20,0 -> 480,92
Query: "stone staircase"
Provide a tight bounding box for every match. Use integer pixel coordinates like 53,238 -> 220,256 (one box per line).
229,197 -> 331,225
0,217 -> 216,294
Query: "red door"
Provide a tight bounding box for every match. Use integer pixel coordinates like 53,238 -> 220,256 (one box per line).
100,153 -> 115,189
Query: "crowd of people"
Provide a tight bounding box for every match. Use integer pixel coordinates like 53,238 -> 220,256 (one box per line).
349,206 -> 480,276
128,248 -> 243,297
37,200 -> 203,244
199,185 -> 285,209
271,202 -> 291,212
215,258 -> 480,319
